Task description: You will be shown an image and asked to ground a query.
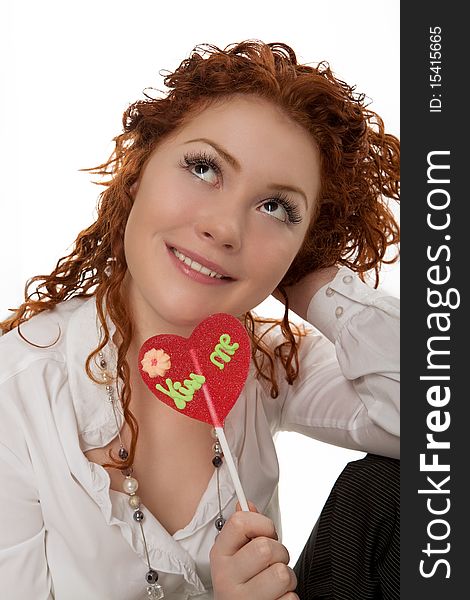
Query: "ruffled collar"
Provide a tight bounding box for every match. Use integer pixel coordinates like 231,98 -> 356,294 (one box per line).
65,295 -> 122,452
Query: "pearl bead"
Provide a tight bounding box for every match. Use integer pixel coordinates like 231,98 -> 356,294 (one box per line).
119,447 -> 129,460
215,516 -> 226,531
129,495 -> 141,509
122,476 -> 139,494
211,428 -> 218,440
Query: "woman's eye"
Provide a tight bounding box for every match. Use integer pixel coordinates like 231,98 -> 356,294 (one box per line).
259,200 -> 289,222
190,162 -> 219,184
258,197 -> 303,225
179,151 -> 222,185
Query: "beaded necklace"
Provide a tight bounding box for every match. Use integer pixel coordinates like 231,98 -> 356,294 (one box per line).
98,351 -> 225,599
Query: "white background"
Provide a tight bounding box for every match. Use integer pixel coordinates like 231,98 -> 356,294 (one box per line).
0,0 -> 399,565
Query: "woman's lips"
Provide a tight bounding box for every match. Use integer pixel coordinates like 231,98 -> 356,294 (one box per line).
166,245 -> 234,285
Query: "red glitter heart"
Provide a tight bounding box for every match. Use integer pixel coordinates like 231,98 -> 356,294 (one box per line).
138,313 -> 251,426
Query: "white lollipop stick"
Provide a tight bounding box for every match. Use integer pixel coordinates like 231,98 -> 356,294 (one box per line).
189,349 -> 249,512
214,426 -> 249,512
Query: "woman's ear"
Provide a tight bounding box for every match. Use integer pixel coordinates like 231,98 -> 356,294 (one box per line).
130,181 -> 139,198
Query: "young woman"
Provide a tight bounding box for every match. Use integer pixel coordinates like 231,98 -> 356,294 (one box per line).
0,41 -> 399,599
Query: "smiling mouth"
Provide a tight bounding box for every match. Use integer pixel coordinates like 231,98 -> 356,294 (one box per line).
169,247 -> 233,280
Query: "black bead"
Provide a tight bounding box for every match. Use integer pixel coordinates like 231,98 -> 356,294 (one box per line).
133,509 -> 144,522
146,569 -> 159,584
119,447 -> 129,460
215,516 -> 226,531
212,455 -> 223,468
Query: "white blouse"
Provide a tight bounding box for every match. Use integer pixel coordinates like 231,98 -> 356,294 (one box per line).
0,267 -> 399,599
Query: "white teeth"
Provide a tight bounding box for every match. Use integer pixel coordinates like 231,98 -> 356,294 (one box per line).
172,248 -> 225,279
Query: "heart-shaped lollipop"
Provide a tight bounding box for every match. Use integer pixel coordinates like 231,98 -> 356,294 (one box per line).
138,313 -> 251,427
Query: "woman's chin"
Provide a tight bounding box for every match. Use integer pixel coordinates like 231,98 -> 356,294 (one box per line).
154,305 -> 220,336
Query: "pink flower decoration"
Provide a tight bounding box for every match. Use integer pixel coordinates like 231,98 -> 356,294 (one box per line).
141,348 -> 171,378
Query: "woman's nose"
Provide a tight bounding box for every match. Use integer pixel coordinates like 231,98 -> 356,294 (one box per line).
194,209 -> 243,252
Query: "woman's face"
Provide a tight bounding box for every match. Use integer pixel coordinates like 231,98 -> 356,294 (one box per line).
124,95 -> 320,339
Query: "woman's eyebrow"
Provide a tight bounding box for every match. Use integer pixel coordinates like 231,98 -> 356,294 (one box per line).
183,138 -> 242,171
183,137 -> 308,208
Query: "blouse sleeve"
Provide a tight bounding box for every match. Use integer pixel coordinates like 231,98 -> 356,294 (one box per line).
278,267 -> 400,459
0,431 -> 53,597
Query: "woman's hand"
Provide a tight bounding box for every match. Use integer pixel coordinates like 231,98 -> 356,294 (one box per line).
273,266 -> 339,320
210,502 -> 298,600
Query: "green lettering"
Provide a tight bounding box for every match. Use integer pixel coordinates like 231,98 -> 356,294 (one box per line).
156,378 -> 186,401
210,333 -> 240,369
219,334 -> 239,354
155,373 -> 206,410
189,373 -> 206,385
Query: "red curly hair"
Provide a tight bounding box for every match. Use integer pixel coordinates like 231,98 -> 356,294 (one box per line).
1,41 -> 399,470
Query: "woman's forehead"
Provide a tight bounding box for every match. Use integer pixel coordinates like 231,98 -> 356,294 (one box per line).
172,96 -> 319,172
